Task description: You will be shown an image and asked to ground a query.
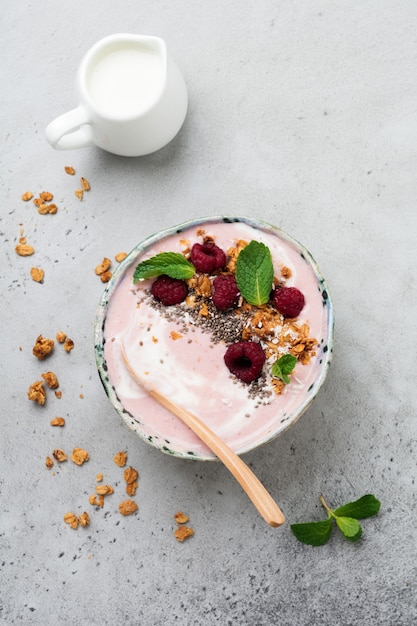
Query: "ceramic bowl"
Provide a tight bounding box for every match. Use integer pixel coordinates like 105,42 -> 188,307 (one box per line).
94,216 -> 334,460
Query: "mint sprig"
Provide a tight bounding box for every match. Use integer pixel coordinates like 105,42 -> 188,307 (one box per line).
291,494 -> 380,546
235,241 -> 274,306
133,252 -> 195,283
271,354 -> 297,384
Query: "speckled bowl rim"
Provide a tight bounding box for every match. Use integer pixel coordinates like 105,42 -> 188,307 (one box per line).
94,215 -> 334,461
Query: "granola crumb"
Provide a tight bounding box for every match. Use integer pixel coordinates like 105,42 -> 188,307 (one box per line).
113,451 -> 127,467
70,448 -> 89,466
63,338 -> 74,353
37,203 -> 58,215
89,494 -> 104,507
21,191 -> 33,201
27,380 -> 46,405
100,270 -> 112,283
174,512 -> 189,524
55,390 -> 62,399
40,191 -> 53,202
50,417 -> 65,427
45,456 -> 54,469
78,511 -> 90,527
115,252 -> 127,263
75,189 -> 83,201
96,473 -> 103,482
95,485 -> 114,495
63,512 -> 78,529
56,331 -> 67,343
30,267 -> 44,283
53,449 -> 67,462
41,371 -> 59,389
119,499 -> 138,516
15,243 -> 35,257
80,177 -> 90,191
123,467 -> 139,485
126,481 -> 138,496
65,166 -> 75,175
32,335 -> 54,360
95,257 -> 111,276
174,526 -> 194,542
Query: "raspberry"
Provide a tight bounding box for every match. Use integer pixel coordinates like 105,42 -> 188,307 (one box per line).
212,274 -> 240,311
190,242 -> 226,274
150,275 -> 188,306
224,341 -> 266,383
273,286 -> 305,318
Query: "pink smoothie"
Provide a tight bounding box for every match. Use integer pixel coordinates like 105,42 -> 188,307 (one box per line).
102,218 -> 332,459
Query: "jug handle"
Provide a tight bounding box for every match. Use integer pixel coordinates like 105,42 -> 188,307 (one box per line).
45,107 -> 94,150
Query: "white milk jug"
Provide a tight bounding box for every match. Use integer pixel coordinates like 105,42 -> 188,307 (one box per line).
45,34 -> 188,157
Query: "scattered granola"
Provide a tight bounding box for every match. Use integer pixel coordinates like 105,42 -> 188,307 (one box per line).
70,448 -> 89,466
174,526 -> 194,542
32,335 -> 54,360
75,189 -> 83,201
30,267 -> 44,283
96,473 -> 103,482
41,371 -> 59,389
113,451 -> 127,467
21,191 -> 33,201
65,166 -> 75,175
45,456 -> 54,469
27,381 -> 46,405
119,499 -> 138,516
53,449 -> 67,462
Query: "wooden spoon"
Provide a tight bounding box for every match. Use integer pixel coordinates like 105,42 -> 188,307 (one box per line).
121,345 -> 285,527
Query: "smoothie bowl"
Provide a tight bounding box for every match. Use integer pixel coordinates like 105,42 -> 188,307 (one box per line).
94,216 -> 334,460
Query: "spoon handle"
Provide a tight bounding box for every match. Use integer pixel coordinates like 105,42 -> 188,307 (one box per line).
151,388 -> 285,527
121,346 -> 285,527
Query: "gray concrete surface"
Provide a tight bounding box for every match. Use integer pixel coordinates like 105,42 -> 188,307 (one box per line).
1,1 -> 416,624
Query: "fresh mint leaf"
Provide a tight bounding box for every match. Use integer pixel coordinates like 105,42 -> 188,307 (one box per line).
133,252 -> 195,283
334,516 -> 362,542
271,354 -> 297,384
291,494 -> 380,546
235,241 -> 274,306
290,519 -> 332,546
334,494 -> 381,519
